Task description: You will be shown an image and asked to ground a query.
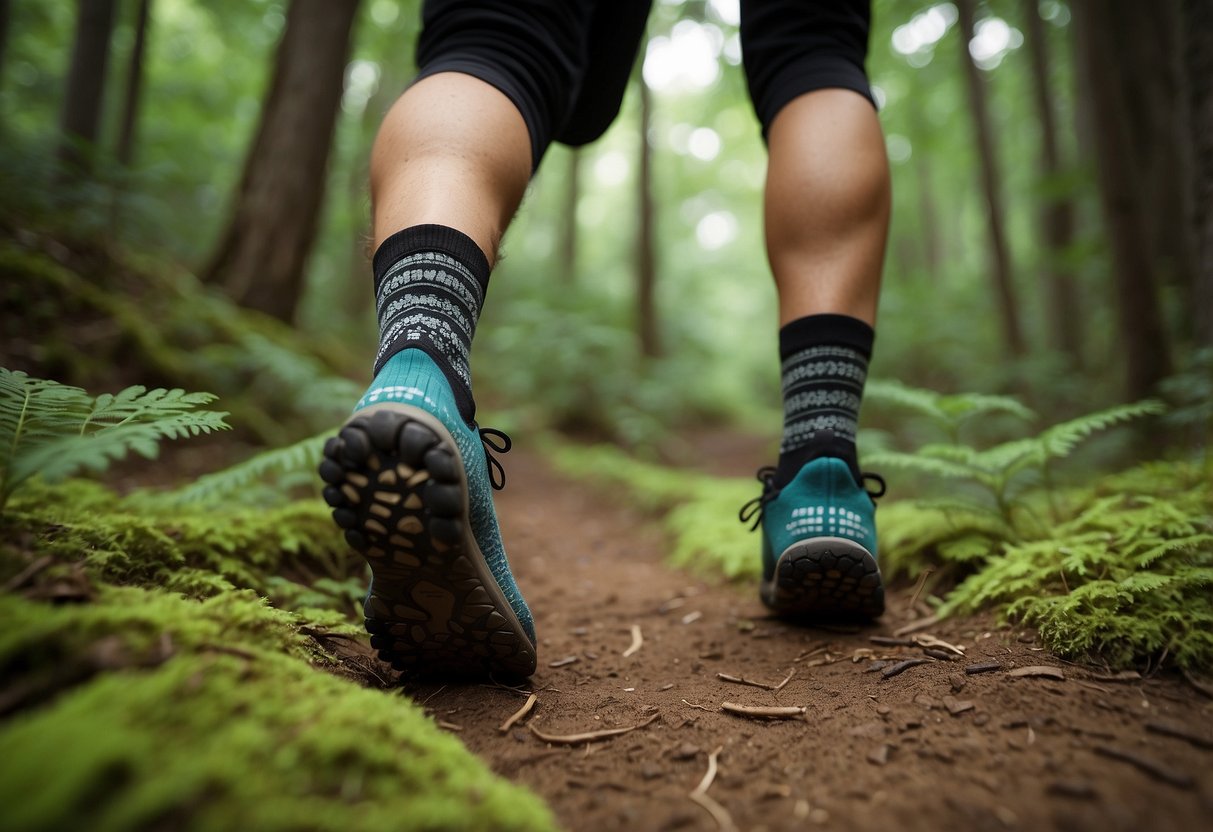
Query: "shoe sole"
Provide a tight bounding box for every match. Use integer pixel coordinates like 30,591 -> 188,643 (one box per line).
761,536 -> 885,619
318,403 -> 537,679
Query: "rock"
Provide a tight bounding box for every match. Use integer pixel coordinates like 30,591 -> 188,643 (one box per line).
669,743 -> 699,761
942,696 -> 975,715
950,673 -> 967,693
867,744 -> 892,766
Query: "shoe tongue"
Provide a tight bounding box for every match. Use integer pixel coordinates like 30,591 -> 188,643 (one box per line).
774,430 -> 862,489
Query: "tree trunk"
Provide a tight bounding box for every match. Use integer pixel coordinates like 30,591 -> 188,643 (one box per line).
1022,0 -> 1082,365
636,76 -> 660,358
1074,0 -> 1172,398
955,0 -> 1027,359
205,0 -> 360,323
559,148 -> 581,285
1182,0 -> 1213,347
58,0 -> 118,173
114,0 -> 151,166
0,0 -> 12,89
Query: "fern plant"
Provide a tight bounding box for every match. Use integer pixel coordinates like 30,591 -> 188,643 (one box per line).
0,368 -> 229,511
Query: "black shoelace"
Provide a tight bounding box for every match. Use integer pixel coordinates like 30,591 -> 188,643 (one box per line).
738,465 -> 887,531
479,427 -> 512,490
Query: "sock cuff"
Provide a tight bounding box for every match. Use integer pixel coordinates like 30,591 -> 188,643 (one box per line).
372,224 -> 492,295
779,314 -> 875,361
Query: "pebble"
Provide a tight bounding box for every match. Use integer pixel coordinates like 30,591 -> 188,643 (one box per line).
867,744 -> 892,766
670,743 -> 700,761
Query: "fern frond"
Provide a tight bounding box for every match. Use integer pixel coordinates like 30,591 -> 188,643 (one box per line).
148,430 -> 331,507
1037,400 -> 1166,460
0,368 -> 228,509
863,449 -> 995,486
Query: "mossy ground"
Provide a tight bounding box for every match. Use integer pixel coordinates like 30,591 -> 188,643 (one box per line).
0,483 -> 557,832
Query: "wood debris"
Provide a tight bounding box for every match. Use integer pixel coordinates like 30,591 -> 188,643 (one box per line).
498,693 -> 538,734
1093,744 -> 1196,789
942,696 -> 975,715
881,658 -> 931,679
683,699 -> 713,712
437,720 -> 463,732
688,746 -> 737,832
774,668 -> 795,692
893,615 -> 939,637
1088,670 -> 1141,683
914,634 -> 966,656
1145,721 -> 1213,750
682,611 -> 703,625
721,702 -> 806,719
548,655 -> 579,668
964,661 -> 1002,675
1181,668 -> 1213,699
528,713 -> 660,746
1007,665 -> 1065,681
869,636 -> 915,647
622,624 -> 643,658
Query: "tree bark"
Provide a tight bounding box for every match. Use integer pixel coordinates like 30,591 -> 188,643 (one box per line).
205,0 -> 360,323
636,76 -> 660,358
58,0 -> 118,173
1073,0 -> 1172,398
0,0 -> 12,90
1022,0 -> 1082,365
955,0 -> 1027,359
114,0 -> 151,166
1183,0 -> 1213,347
559,148 -> 582,285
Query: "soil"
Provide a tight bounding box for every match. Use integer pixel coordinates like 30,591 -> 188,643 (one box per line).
386,448 -> 1213,832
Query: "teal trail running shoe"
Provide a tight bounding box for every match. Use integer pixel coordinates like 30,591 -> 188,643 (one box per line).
318,349 -> 537,678
740,457 -> 887,618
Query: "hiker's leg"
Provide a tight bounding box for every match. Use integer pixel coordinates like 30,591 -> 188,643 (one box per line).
764,89 -> 889,327
370,72 -> 531,260
741,0 -> 890,618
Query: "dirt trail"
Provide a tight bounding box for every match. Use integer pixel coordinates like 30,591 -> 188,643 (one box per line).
397,450 -> 1212,832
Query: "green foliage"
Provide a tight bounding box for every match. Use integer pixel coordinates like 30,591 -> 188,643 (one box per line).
0,368 -> 228,510
0,591 -> 555,832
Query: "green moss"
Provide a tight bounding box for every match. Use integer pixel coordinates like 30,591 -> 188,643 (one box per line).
0,649 -> 552,832
1,481 -> 558,832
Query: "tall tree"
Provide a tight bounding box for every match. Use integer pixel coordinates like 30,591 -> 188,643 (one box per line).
114,0 -> 151,167
559,148 -> 582,285
0,0 -> 11,89
955,0 -> 1026,359
1022,0 -> 1081,364
58,0 -> 118,173
1073,0 -> 1172,398
205,0 -> 360,323
1183,0 -> 1213,347
635,76 -> 660,358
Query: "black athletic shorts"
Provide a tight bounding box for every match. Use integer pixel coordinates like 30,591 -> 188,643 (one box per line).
415,0 -> 874,170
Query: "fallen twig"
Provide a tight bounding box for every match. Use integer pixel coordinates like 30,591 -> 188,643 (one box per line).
964,661 -> 1002,675
689,746 -> 737,832
721,702 -> 806,719
908,568 -> 934,609
528,713 -> 659,746
893,615 -> 939,637
914,634 -> 965,656
1145,721 -> 1213,751
622,624 -> 643,658
717,672 -> 776,691
548,655 -> 579,668
1181,669 -> 1213,699
881,658 -> 931,679
774,668 -> 795,692
498,693 -> 538,734
3,555 -> 54,592
683,699 -> 713,712
1093,745 -> 1196,789
869,635 -> 915,647
437,720 -> 463,732
1007,665 -> 1065,681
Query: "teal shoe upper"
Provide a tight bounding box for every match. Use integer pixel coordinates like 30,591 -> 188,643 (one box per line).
353,349 -> 535,643
758,458 -> 879,581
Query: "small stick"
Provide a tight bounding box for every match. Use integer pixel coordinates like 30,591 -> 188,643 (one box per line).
683,699 -> 713,712
1093,745 -> 1196,790
869,636 -> 916,647
774,668 -> 795,693
437,720 -> 463,732
622,624 -> 643,658
964,661 -> 1002,675
1181,669 -> 1213,699
1144,721 -> 1213,750
721,702 -> 806,719
548,655 -> 579,668
717,672 -> 777,691
528,713 -> 659,745
914,634 -> 966,655
908,568 -> 934,608
3,555 -> 54,592
893,615 -> 939,637
498,693 -> 538,734
1007,665 -> 1065,681
881,658 -> 931,679
689,746 -> 737,832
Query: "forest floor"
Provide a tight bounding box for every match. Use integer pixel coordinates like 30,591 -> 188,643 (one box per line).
354,444 -> 1213,832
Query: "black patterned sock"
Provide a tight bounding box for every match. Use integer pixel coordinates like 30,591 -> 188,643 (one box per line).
774,314 -> 874,488
372,224 -> 490,423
